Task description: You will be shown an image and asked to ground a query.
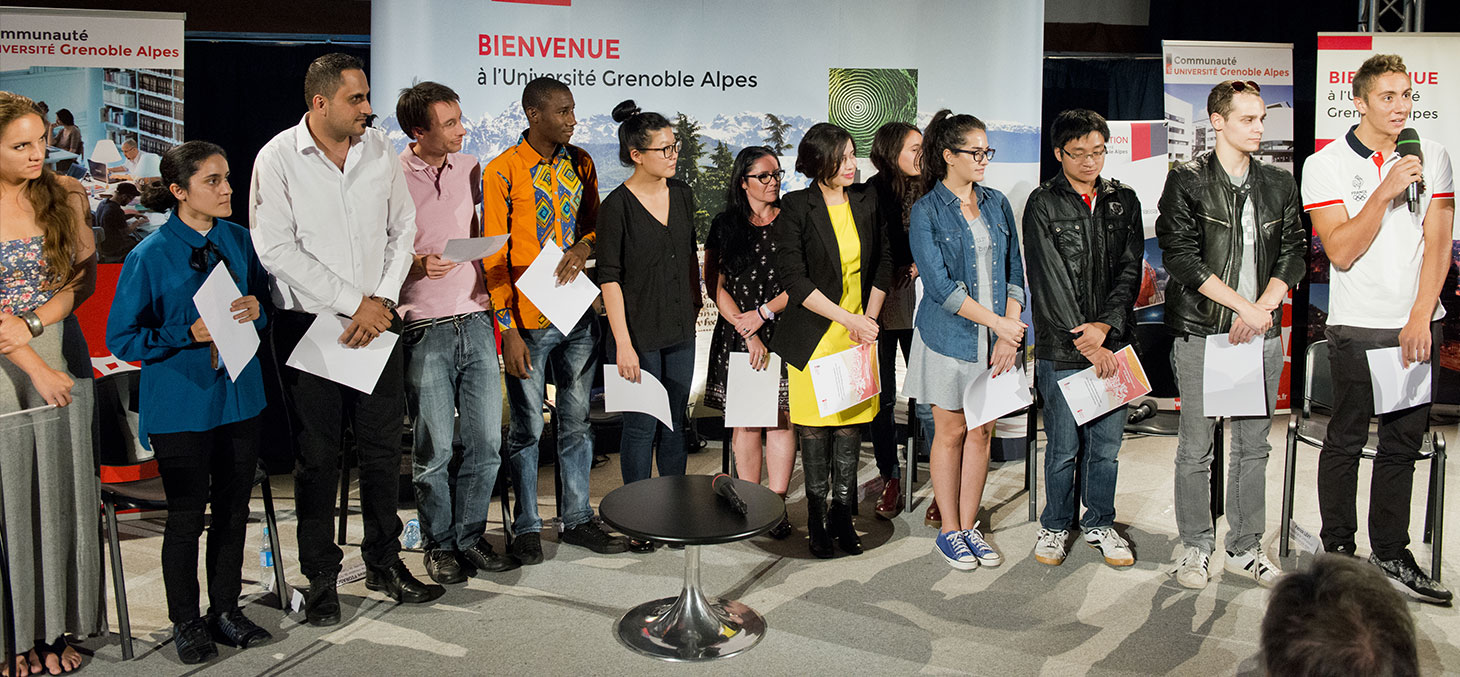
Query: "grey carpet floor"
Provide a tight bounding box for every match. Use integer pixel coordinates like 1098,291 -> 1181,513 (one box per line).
76,416 -> 1459,676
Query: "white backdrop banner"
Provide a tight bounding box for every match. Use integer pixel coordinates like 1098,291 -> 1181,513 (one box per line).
0,7 -> 184,70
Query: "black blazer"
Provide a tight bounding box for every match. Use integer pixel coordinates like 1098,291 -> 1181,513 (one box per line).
771,183 -> 893,369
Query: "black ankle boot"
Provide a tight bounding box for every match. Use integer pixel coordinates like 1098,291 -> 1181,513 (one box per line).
828,500 -> 863,555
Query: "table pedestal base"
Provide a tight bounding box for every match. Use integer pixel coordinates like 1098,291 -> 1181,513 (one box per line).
614,545 -> 765,661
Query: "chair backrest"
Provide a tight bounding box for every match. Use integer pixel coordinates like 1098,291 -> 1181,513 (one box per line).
1304,340 -> 1333,415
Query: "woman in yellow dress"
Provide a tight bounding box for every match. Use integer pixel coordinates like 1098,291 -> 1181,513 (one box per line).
771,123 -> 891,558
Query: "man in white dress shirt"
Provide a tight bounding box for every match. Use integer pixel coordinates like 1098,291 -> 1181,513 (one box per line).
250,52 -> 441,626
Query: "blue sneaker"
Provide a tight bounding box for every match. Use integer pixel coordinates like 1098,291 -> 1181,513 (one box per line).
935,530 -> 979,570
962,522 -> 1002,567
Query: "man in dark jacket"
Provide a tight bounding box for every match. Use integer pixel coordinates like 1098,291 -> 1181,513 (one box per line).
1024,109 -> 1143,569
1155,80 -> 1305,591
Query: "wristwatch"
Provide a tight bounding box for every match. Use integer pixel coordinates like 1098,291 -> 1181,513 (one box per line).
371,296 -> 398,311
20,310 -> 43,337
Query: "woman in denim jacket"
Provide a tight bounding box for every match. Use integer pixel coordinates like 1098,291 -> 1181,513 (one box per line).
905,110 -> 1027,571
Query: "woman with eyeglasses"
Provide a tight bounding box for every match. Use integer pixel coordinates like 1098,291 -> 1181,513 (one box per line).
105,140 -> 274,664
702,146 -> 793,539
864,121 -> 928,522
598,100 -> 701,551
0,90 -> 99,677
772,122 -> 891,559
905,110 -> 1026,571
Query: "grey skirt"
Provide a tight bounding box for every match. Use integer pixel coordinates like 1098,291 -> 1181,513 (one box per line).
0,315 -> 104,645
901,330 -> 987,412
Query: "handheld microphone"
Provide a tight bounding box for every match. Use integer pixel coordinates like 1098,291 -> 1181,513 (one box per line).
1396,128 -> 1423,214
711,473 -> 748,515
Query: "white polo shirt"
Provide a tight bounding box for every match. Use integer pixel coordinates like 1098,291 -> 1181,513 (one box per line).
249,114 -> 417,316
1301,125 -> 1454,329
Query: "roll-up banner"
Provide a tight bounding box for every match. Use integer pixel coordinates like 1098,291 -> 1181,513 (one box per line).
1313,33 -> 1460,404
1162,40 -> 1295,412
372,0 -> 1046,417
1,7 -> 187,381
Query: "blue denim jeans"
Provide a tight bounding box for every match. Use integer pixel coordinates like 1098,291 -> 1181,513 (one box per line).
1036,359 -> 1126,532
404,312 -> 503,551
618,338 -> 695,484
504,315 -> 597,534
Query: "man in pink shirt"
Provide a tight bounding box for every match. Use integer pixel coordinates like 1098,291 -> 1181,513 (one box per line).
396,81 -> 519,584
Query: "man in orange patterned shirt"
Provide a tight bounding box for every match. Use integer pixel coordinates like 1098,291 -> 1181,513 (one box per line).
482,77 -> 625,563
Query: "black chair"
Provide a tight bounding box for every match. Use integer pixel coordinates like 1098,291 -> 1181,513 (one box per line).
1279,339 -> 1446,580
100,460 -> 289,659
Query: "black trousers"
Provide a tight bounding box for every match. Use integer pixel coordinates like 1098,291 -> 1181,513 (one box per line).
274,310 -> 406,578
151,417 -> 260,624
1317,322 -> 1438,560
869,328 -> 913,479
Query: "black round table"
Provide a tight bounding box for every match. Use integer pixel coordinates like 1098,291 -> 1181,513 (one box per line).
598,474 -> 784,661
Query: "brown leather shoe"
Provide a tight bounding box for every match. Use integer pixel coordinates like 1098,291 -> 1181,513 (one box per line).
875,478 -> 903,519
924,501 -> 941,528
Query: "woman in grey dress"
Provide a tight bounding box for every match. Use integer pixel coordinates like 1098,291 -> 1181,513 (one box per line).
0,91 -> 102,675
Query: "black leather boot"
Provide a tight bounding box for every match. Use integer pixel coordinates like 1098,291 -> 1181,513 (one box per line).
830,428 -> 863,554
800,431 -> 834,559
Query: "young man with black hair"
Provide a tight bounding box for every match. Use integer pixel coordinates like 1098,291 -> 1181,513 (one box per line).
251,53 -> 440,625
395,81 -> 520,585
1023,109 -> 1143,568
482,77 -> 627,562
1260,554 -> 1419,676
1157,79 -> 1305,590
1302,53 -> 1454,604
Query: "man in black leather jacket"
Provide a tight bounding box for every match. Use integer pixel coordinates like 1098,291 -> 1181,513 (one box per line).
1155,80 -> 1305,592
1024,109 -> 1143,569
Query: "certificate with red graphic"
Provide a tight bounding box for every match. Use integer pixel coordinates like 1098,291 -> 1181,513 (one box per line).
808,342 -> 880,418
1055,345 -> 1151,425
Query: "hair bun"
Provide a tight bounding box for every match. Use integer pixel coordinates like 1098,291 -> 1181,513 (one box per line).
611,99 -> 641,124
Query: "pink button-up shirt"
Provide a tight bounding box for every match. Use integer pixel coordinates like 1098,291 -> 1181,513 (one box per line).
398,146 -> 492,321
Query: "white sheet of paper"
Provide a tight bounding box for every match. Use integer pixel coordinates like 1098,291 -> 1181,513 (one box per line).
1202,334 -> 1267,417
440,234 -> 509,263
724,352 -> 781,428
284,314 -> 399,394
514,246 -> 600,333
1365,346 -> 1432,414
602,365 -> 674,430
808,342 -> 880,418
191,262 -> 260,382
962,366 -> 1032,429
1054,345 -> 1152,426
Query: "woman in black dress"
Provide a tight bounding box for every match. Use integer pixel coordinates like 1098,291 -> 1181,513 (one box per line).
703,146 -> 793,539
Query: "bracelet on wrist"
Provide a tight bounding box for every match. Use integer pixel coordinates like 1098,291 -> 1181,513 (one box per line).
20,310 -> 43,337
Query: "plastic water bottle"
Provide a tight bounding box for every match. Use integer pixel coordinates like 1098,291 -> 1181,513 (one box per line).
402,518 -> 422,550
259,524 -> 276,592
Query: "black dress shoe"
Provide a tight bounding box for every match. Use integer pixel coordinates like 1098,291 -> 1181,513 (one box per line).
209,608 -> 273,648
460,538 -> 520,573
424,548 -> 468,584
303,574 -> 341,627
767,514 -> 793,540
627,538 -> 659,553
365,559 -> 445,604
510,532 -> 544,565
173,617 -> 218,665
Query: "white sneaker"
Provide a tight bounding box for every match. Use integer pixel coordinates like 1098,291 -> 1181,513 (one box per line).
1225,544 -> 1283,588
1175,546 -> 1210,589
1083,526 -> 1135,567
1033,529 -> 1069,566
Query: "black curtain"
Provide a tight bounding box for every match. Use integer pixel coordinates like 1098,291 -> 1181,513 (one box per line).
1040,58 -> 1163,182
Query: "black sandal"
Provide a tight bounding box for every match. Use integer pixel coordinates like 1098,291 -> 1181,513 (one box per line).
35,638 -> 82,674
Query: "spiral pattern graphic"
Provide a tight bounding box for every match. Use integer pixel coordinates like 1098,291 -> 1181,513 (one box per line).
828,68 -> 918,157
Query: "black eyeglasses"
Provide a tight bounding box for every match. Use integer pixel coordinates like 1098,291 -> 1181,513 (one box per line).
637,141 -> 681,159
949,147 -> 996,163
189,240 -> 237,282
1229,80 -> 1261,93
1060,147 -> 1107,163
744,170 -> 784,185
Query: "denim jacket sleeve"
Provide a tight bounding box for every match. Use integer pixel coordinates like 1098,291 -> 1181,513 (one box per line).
999,193 -> 1026,308
908,198 -> 967,314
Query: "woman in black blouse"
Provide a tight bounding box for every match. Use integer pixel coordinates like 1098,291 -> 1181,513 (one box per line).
598,100 -> 700,550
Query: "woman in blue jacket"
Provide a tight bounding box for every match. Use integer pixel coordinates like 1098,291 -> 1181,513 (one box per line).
905,111 -> 1027,571
105,141 -> 273,664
